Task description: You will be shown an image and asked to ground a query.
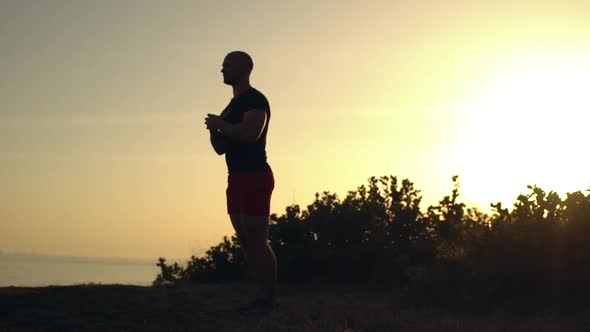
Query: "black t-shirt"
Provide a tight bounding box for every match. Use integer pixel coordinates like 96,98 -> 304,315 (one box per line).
219,87 -> 271,174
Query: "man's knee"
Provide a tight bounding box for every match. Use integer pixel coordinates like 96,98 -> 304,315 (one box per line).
229,213 -> 245,232
243,237 -> 269,255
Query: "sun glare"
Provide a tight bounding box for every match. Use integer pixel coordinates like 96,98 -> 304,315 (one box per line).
454,52 -> 590,209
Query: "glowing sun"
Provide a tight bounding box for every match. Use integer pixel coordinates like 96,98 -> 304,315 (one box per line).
454,53 -> 590,209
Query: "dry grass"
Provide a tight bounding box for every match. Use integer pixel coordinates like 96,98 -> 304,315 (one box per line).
0,282 -> 587,331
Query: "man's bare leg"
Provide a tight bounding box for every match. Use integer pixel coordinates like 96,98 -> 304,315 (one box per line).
229,214 -> 250,266
241,214 -> 278,301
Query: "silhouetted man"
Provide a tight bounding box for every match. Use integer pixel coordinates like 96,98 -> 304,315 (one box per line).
204,51 -> 277,313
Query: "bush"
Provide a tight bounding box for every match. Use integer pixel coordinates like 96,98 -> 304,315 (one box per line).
154,175 -> 590,304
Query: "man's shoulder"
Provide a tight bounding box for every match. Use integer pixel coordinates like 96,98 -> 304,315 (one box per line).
249,87 -> 267,100
246,88 -> 270,108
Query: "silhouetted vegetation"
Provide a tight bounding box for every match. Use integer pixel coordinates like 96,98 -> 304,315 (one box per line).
154,175 -> 590,307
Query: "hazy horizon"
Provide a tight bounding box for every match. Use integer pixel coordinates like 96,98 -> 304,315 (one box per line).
2,0 -> 589,260
0,249 -> 174,263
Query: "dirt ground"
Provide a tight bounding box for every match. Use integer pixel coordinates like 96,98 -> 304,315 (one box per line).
0,282 -> 588,332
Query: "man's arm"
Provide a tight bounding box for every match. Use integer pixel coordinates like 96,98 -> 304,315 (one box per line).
209,129 -> 228,155
219,109 -> 267,143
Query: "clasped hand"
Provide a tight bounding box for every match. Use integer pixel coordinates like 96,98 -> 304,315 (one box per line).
205,114 -> 225,131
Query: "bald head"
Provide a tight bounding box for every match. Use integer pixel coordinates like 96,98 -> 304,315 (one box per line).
221,51 -> 253,86
227,51 -> 253,72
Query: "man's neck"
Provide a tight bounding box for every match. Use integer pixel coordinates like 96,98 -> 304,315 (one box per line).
232,81 -> 252,98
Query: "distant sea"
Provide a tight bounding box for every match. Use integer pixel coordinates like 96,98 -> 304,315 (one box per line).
0,253 -> 170,287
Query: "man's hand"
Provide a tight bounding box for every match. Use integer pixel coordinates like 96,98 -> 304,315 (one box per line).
205,114 -> 226,131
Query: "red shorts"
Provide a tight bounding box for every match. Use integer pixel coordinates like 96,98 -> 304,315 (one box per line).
226,168 -> 275,216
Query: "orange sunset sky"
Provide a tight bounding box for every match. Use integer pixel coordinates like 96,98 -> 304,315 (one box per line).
1,0 -> 589,260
